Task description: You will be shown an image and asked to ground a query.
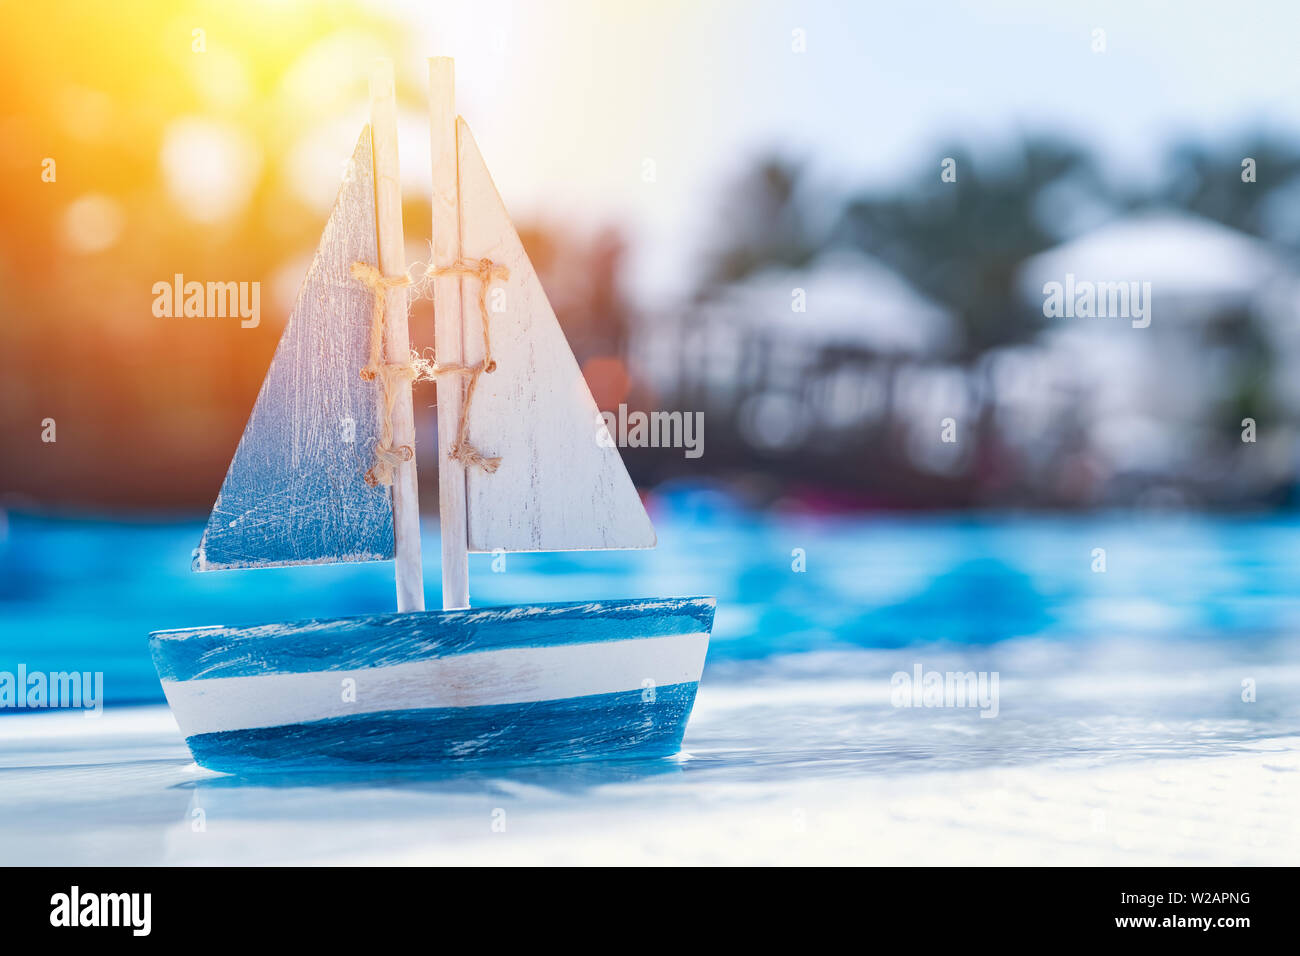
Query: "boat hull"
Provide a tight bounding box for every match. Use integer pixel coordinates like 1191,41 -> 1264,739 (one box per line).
149,597 -> 714,772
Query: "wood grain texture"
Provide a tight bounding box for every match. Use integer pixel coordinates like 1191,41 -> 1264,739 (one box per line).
149,596 -> 716,770
456,118 -> 656,553
370,61 -> 423,611
195,127 -> 394,571
161,633 -> 707,734
152,596 -> 716,678
186,683 -> 701,771
428,58 -> 470,606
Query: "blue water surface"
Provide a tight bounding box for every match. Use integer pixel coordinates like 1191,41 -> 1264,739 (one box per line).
3,487 -> 1300,707
4,490 -> 1300,864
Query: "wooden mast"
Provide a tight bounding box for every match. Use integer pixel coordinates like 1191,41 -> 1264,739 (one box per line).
370,60 -> 425,612
429,56 -> 470,609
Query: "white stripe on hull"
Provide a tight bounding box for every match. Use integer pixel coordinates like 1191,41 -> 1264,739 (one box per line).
162,633 -> 710,737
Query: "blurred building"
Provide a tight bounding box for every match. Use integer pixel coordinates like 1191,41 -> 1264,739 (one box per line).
628,207 -> 1300,510
1009,210 -> 1299,505
629,250 -> 977,504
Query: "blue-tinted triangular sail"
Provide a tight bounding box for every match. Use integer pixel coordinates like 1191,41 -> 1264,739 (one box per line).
194,126 -> 395,571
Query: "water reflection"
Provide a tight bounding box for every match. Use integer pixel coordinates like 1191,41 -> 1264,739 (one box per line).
180,752 -> 687,798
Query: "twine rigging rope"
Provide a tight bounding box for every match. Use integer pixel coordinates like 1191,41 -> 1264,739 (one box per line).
351,256 -> 510,487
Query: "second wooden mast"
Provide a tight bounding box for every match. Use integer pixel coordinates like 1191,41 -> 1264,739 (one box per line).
429,56 -> 471,611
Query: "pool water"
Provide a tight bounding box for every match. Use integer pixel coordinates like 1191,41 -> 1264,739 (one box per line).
2,495 -> 1298,864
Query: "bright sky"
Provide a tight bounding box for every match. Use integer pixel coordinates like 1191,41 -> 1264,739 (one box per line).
360,0 -> 1300,303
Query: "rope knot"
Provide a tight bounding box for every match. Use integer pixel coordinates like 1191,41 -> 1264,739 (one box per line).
350,260 -> 412,290
352,255 -> 510,486
423,257 -> 510,471
352,262 -> 417,487
363,442 -> 414,488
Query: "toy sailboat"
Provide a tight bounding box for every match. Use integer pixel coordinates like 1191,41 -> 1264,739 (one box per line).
148,59 -> 714,772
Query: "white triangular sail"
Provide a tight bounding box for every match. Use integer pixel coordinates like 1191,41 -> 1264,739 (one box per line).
455,118 -> 655,553
194,127 -> 395,571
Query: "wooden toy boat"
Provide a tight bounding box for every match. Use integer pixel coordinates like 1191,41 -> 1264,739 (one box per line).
149,58 -> 714,771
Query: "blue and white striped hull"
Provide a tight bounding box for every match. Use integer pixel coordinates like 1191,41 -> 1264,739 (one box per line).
148,597 -> 714,772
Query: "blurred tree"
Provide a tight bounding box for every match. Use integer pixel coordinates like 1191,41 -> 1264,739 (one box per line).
835,137 -> 1107,360
1157,136 -> 1300,247
0,1 -> 415,509
701,156 -> 823,291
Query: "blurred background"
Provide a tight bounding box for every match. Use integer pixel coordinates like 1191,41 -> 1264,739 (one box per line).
6,0 -> 1300,511
3,0 -> 1300,718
